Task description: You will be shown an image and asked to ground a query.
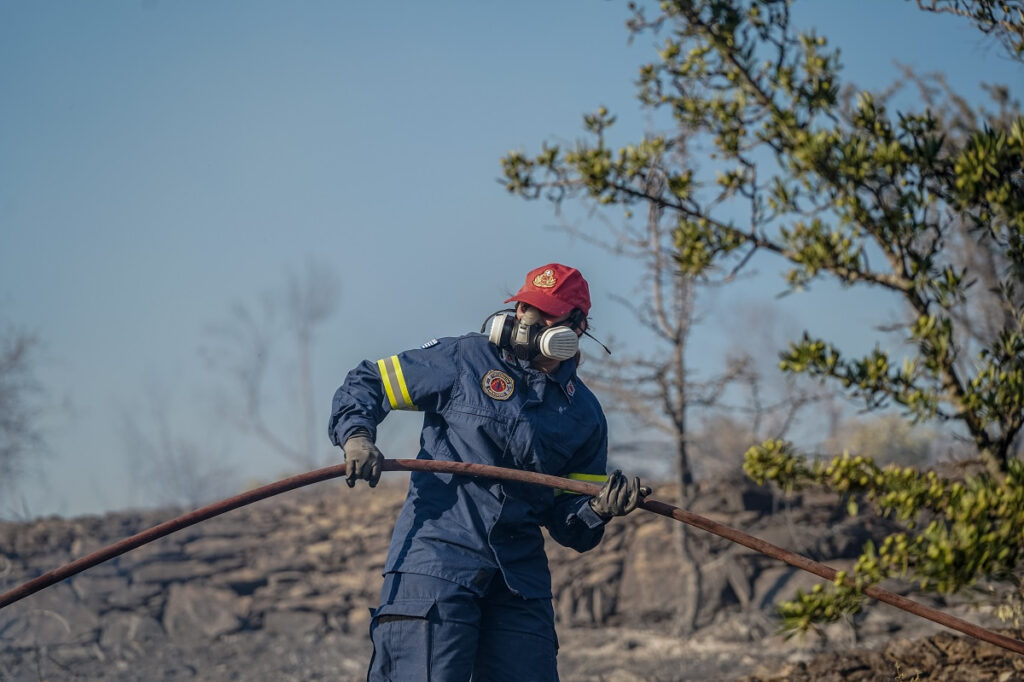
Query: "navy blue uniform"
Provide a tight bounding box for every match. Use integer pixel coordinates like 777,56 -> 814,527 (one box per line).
329,333 -> 609,680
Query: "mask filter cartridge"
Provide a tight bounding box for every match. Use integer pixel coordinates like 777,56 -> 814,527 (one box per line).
486,310 -> 579,361
536,326 -> 579,361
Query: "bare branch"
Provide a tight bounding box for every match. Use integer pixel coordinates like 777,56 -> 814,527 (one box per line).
201,260 -> 341,470
914,0 -> 1024,60
0,327 -> 45,493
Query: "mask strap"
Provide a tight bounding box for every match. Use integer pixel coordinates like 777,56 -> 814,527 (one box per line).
479,308 -> 517,334
584,329 -> 612,355
567,309 -> 612,355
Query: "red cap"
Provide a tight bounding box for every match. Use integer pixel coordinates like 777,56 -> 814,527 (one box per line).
504,263 -> 592,317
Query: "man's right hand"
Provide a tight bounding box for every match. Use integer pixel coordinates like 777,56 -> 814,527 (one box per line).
342,434 -> 384,488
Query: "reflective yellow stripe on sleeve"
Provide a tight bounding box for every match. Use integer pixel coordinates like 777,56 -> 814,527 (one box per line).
555,472 -> 608,496
391,355 -> 416,410
376,355 -> 417,411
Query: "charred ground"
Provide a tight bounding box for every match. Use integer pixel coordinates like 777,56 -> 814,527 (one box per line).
1,473 -> 1019,680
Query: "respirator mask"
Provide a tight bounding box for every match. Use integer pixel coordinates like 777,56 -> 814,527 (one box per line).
484,306 -> 580,362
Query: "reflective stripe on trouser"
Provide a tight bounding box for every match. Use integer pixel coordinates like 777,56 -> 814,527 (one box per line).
367,571 -> 558,682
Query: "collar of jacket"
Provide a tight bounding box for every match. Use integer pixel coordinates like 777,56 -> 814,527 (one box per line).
504,352 -> 578,403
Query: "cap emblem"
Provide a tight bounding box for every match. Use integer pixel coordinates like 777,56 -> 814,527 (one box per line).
533,269 -> 557,288
482,369 -> 515,400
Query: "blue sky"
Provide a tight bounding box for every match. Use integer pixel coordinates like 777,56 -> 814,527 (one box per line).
1,1 -> 1020,517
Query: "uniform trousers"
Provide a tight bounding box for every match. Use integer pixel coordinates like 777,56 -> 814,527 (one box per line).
367,570 -> 558,681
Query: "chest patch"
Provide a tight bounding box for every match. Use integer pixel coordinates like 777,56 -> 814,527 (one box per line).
482,369 -> 515,400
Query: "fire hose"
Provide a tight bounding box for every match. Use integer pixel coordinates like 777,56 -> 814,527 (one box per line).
2,458 -> 1023,656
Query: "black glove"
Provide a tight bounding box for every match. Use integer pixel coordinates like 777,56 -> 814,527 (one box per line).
342,433 -> 384,488
588,470 -> 651,519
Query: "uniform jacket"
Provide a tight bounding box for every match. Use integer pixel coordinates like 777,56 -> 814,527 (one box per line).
328,333 -> 609,599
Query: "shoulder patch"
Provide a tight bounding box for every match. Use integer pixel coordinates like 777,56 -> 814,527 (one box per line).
482,369 -> 515,400
421,338 -> 439,349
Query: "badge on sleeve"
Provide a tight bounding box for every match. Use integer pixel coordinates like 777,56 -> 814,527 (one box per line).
482,369 -> 514,400
421,338 -> 439,349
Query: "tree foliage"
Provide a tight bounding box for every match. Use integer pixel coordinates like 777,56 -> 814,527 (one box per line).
503,0 -> 1024,632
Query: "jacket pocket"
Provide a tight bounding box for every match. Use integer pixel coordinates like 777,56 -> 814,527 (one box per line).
445,401 -> 518,458
534,411 -> 593,474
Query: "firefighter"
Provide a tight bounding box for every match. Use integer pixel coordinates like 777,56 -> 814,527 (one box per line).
328,263 -> 648,681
